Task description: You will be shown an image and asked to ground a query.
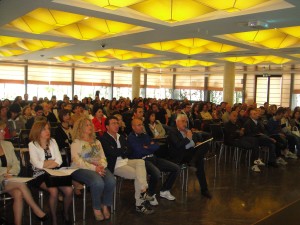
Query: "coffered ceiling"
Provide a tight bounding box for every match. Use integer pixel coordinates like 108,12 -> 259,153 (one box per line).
1,0 -> 300,68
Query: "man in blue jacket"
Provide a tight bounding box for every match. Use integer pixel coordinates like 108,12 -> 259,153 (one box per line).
128,118 -> 180,206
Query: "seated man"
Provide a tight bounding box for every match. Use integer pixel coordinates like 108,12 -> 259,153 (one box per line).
243,109 -> 279,167
128,118 -> 180,206
167,114 -> 212,199
224,111 -> 264,172
100,116 -> 154,215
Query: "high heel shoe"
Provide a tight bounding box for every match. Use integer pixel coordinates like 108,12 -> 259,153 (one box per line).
93,209 -> 104,221
101,207 -> 110,220
35,213 -> 49,222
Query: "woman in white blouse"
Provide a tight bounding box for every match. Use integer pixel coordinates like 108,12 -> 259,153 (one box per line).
0,121 -> 47,225
29,121 -> 73,225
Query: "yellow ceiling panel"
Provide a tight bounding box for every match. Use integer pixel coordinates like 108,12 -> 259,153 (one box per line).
83,0 -> 144,10
228,26 -> 300,49
173,46 -> 206,55
87,50 -> 111,58
55,23 -> 104,40
221,55 -> 291,64
9,8 -> 85,34
160,60 -> 179,65
129,0 -> 215,23
279,26 -> 300,38
197,0 -> 270,12
175,38 -> 210,48
141,38 -> 239,54
80,18 -> 136,34
15,40 -> 62,51
0,36 -> 22,47
0,49 -> 25,57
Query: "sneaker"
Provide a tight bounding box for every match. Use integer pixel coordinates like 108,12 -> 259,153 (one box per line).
136,201 -> 154,215
254,158 -> 265,166
276,157 -> 288,165
251,165 -> 261,172
160,190 -> 176,201
140,192 -> 154,201
286,151 -> 298,159
149,194 -> 159,206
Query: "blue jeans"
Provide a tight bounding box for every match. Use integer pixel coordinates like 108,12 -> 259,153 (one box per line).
145,156 -> 180,195
71,168 -> 116,210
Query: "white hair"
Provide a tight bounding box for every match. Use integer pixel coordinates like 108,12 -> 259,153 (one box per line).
176,113 -> 188,122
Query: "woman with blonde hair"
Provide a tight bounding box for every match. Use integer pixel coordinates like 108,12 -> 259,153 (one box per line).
29,121 -> 73,225
71,117 -> 116,221
0,121 -> 48,225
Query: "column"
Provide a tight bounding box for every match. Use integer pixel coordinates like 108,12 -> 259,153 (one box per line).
132,66 -> 141,99
223,62 -> 235,104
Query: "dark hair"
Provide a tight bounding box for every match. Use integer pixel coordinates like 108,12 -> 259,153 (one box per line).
58,109 -> 71,122
9,103 -> 21,113
275,107 -> 285,116
145,110 -> 156,124
105,115 -> 118,127
92,104 -> 104,116
34,104 -> 43,112
133,106 -> 143,114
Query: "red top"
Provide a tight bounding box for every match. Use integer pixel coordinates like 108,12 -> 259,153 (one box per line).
92,117 -> 107,136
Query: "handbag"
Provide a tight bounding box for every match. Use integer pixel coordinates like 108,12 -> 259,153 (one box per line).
292,126 -> 300,137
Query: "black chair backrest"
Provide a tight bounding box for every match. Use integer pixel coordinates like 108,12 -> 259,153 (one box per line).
19,129 -> 31,148
209,124 -> 224,141
19,151 -> 33,177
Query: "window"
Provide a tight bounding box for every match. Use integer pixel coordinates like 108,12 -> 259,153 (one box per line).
255,75 -> 282,106
28,65 -> 72,100
146,74 -> 173,99
113,71 -> 132,99
174,75 -> 204,100
75,68 -> 111,99
0,64 -> 25,99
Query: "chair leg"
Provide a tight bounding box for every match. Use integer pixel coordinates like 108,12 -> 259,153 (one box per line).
29,205 -> 32,225
83,184 -> 86,221
72,186 -> 76,222
38,191 -> 43,225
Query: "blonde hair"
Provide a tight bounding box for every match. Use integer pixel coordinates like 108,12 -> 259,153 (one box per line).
29,121 -> 50,146
72,116 -> 95,141
0,120 -> 6,129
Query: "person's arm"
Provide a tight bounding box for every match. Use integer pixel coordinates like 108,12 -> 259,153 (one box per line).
29,142 -> 58,169
95,140 -> 107,168
3,142 -> 20,176
71,140 -> 96,171
50,139 -> 62,166
167,129 -> 190,150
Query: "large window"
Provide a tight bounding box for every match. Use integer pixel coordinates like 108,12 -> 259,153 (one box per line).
0,64 -> 25,99
75,68 -> 111,99
113,71 -> 132,99
174,75 -> 204,100
146,74 -> 173,99
255,75 -> 282,106
28,65 -> 72,100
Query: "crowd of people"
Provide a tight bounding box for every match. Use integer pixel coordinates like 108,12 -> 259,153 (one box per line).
1,93 -> 300,224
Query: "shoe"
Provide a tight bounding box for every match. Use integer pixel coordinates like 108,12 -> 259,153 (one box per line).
251,165 -> 261,172
201,190 -> 212,199
285,151 -> 298,159
276,157 -> 288,165
267,162 -> 279,168
254,158 -> 265,166
35,213 -> 49,222
136,201 -> 155,215
140,192 -> 154,201
160,190 -> 176,201
94,209 -> 104,221
102,206 -> 111,220
149,194 -> 159,206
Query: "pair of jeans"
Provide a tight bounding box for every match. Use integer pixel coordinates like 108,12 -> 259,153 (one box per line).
144,156 -> 180,195
71,168 -> 116,210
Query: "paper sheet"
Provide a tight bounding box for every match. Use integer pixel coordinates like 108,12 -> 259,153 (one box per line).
6,177 -> 33,183
44,168 -> 78,176
194,137 -> 214,148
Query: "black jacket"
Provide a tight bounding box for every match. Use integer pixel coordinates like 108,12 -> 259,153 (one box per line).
100,132 -> 131,173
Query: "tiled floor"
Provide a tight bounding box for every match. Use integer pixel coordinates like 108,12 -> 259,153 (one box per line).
2,154 -> 300,225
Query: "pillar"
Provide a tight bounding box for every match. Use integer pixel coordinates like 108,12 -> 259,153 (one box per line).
223,62 -> 235,104
132,66 -> 141,99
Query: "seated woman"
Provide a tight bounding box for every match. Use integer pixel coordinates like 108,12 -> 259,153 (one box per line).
70,117 -> 116,221
0,121 -> 48,225
145,111 -> 166,138
55,109 -> 73,151
92,104 -> 107,138
29,121 -> 73,225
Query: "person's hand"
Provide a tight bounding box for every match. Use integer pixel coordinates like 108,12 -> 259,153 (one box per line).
239,128 -> 245,136
95,165 -> 106,176
270,138 -> 276,143
4,173 -> 13,179
186,130 -> 193,139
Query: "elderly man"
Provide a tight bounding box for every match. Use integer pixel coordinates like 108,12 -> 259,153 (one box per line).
100,116 -> 154,214
128,118 -> 180,206
167,114 -> 212,199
